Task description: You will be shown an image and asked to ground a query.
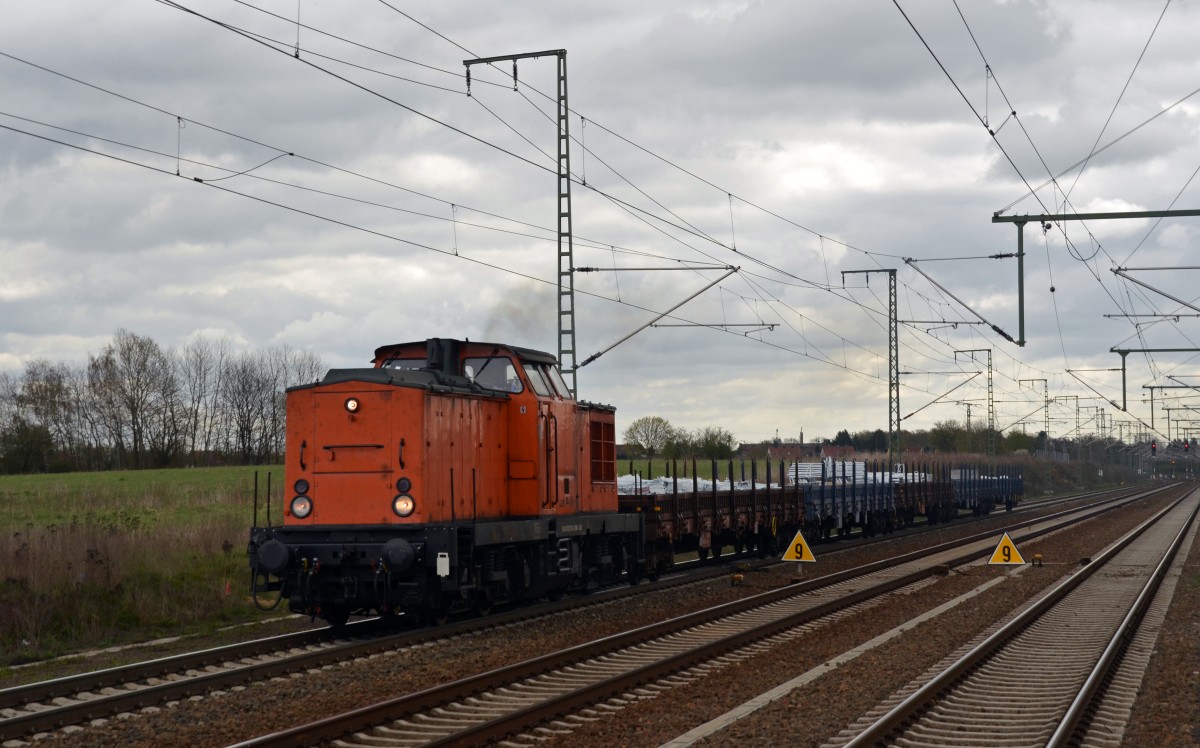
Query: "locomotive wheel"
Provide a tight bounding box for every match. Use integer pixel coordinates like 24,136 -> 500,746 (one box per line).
421,590 -> 451,626
422,602 -> 451,626
323,606 -> 350,629
626,558 -> 643,586
474,598 -> 493,617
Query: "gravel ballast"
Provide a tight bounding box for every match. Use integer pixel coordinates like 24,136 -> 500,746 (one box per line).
19,490 -> 1197,748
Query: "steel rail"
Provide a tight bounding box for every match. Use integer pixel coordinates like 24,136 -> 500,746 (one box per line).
0,621 -> 363,710
842,487 -> 1194,747
1047,489 -> 1200,747
0,482 -> 1155,743
229,484 -> 1174,748
0,548 -> 774,742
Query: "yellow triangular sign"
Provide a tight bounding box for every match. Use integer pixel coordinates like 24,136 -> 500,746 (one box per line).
988,532 -> 1025,565
781,529 -> 816,562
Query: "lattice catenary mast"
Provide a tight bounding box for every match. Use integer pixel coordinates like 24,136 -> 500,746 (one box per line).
464,49 -> 578,396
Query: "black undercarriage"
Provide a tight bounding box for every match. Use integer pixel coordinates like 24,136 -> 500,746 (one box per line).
248,513 -> 645,626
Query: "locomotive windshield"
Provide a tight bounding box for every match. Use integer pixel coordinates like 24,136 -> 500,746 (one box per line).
523,364 -> 551,396
464,356 -> 523,393
544,365 -> 572,399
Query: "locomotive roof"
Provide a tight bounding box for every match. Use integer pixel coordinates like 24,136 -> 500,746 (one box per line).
372,339 -> 558,366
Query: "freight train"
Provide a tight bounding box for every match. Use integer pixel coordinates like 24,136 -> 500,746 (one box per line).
622,460 -> 1022,576
248,337 -> 1024,626
248,338 -> 643,626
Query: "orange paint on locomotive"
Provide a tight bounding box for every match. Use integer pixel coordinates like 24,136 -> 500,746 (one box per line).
281,339 -> 618,527
253,337 -> 635,626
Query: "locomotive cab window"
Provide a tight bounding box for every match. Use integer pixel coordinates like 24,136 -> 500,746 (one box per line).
522,364 -> 552,397
382,358 -> 424,370
464,356 -> 523,393
544,365 -> 572,399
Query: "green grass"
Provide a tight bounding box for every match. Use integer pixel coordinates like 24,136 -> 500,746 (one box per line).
0,465 -> 287,666
0,465 -> 285,530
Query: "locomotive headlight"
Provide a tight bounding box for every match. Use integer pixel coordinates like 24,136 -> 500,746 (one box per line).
294,479 -> 310,495
392,494 -> 415,517
344,397 -> 360,413
291,495 -> 313,519
396,477 -> 412,493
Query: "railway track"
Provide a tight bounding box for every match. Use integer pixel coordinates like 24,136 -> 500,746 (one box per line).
224,483 -> 1175,748
0,544 -> 775,743
831,487 -> 1199,747
0,483 -> 1156,744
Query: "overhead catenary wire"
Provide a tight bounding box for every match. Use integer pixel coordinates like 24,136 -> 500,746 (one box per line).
177,0 -> 1080,413
953,0 -> 1200,364
156,0 -> 734,255
905,0 -> 1200,426
0,118 -> 920,389
6,5 -> 1140,430
0,49 -> 900,377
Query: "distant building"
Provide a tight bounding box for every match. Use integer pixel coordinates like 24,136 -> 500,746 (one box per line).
767,445 -> 812,462
821,445 -> 856,459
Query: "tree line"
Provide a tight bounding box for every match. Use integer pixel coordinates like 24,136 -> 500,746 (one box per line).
0,329 -> 324,474
621,415 -> 739,460
826,422 -> 1046,455
625,415 -> 1079,461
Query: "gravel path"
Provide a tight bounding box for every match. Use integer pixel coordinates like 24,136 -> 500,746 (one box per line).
19,491 -> 1192,748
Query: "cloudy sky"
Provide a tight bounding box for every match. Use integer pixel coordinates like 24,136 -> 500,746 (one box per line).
4,0 -> 1200,445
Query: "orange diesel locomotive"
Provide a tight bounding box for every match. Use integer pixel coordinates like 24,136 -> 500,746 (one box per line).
248,338 -> 643,625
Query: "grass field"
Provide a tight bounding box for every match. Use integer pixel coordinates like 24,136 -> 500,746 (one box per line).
0,466 -> 286,667
0,465 -> 285,530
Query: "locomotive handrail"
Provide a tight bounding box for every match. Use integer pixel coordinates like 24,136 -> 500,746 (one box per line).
549,414 -> 560,508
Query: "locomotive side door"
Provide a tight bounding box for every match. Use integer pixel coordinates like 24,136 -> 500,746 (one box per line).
542,399 -> 579,514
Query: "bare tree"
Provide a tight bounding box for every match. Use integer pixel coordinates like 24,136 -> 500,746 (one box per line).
88,329 -> 181,468
2,330 -> 324,471
144,344 -> 184,467
0,371 -> 16,425
16,359 -> 99,469
222,350 -> 270,464
178,335 -> 231,465
622,415 -> 674,459
259,344 -> 324,461
0,369 -> 18,468
63,362 -> 109,470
